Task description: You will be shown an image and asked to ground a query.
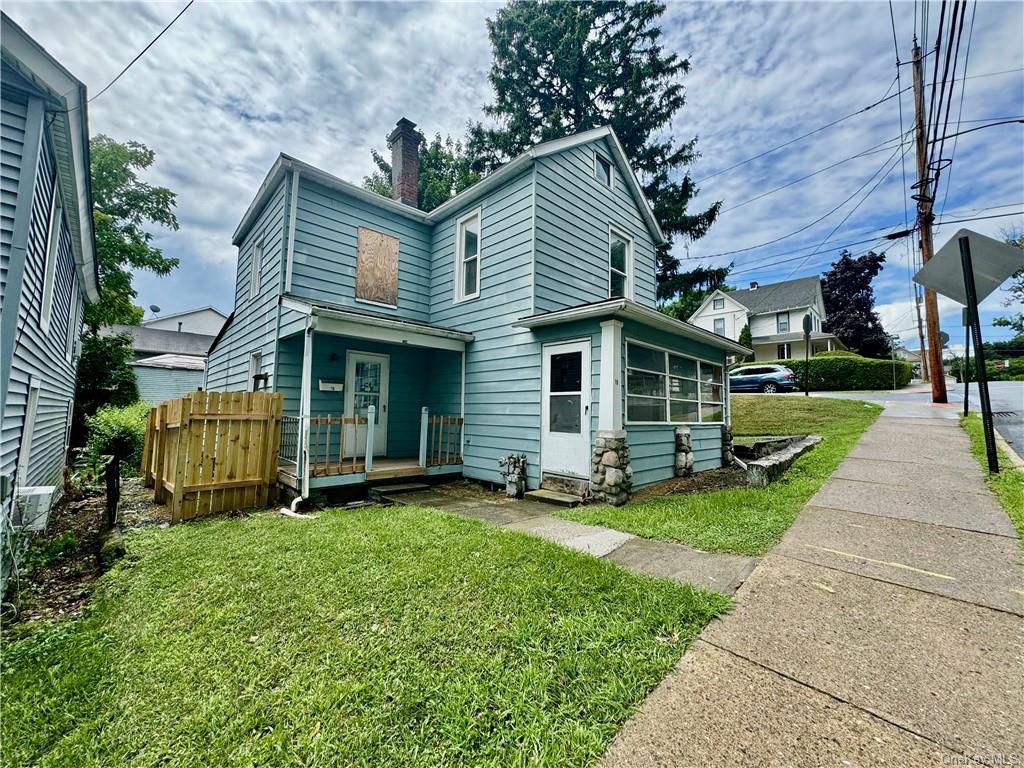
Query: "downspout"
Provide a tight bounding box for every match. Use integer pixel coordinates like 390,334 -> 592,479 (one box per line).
282,311 -> 316,516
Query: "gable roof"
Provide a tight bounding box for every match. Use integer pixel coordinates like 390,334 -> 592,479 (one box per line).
1,12 -> 98,302
131,353 -> 206,371
141,306 -> 227,325
233,126 -> 665,246
101,324 -> 216,357
727,277 -> 822,315
687,288 -> 747,321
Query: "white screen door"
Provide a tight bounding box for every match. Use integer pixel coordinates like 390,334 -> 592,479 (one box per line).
344,352 -> 389,457
541,340 -> 591,478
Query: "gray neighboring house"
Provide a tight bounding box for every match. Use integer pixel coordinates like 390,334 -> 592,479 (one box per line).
689,276 -> 846,362
141,305 -> 227,336
100,323 -> 216,404
131,353 -> 205,403
1,14 -> 99,585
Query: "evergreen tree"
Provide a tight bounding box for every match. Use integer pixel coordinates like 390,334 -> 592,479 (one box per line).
364,133 -> 481,212
468,0 -> 719,297
821,250 -> 892,358
738,323 -> 753,362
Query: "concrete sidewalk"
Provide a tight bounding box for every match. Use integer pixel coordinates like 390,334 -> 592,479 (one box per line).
600,408 -> 1024,766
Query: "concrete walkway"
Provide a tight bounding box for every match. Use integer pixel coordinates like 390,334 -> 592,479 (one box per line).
600,404 -> 1024,766
387,490 -> 757,595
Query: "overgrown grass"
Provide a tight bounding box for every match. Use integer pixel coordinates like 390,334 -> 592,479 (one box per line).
562,396 -> 881,555
961,413 -> 1024,544
2,506 -> 728,768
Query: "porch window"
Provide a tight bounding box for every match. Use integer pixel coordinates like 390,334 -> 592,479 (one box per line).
777,343 -> 791,359
625,341 -> 724,424
776,311 -> 790,333
609,228 -> 632,299
455,210 -> 481,301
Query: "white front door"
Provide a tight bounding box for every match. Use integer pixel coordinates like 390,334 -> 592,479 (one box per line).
344,351 -> 389,457
541,340 -> 591,478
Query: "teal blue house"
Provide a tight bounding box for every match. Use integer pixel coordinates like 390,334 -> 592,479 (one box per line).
207,120 -> 749,503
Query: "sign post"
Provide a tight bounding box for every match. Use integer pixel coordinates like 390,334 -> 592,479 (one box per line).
802,314 -> 812,397
958,237 -> 998,473
961,307 -> 970,416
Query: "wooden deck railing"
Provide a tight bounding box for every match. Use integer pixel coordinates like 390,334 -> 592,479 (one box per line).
420,409 -> 464,467
306,415 -> 369,476
141,391 -> 283,523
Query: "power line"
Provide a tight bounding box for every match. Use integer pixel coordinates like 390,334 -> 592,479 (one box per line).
937,0 -> 978,225
928,0 -> 967,190
691,67 -> 1024,185
927,118 -> 1024,143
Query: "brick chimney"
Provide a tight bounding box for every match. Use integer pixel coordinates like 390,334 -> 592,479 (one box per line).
388,117 -> 421,207
749,281 -> 759,290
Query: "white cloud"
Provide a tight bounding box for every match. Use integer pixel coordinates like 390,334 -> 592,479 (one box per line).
6,0 -> 1022,321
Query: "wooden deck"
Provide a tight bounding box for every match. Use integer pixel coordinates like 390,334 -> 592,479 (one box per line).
278,457 -> 461,490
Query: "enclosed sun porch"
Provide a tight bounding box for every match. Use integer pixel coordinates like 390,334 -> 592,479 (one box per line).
274,299 -> 471,494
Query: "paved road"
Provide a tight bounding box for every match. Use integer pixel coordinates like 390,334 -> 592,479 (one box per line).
600,405 -> 1023,766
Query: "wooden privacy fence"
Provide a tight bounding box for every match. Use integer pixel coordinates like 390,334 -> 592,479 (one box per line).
141,391 -> 283,523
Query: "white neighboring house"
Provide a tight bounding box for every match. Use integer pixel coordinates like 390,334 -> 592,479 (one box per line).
689,277 -> 845,362
142,306 -> 227,336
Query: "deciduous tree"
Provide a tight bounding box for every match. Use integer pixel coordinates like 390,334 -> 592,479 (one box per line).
821,250 -> 891,358
87,135 -> 179,329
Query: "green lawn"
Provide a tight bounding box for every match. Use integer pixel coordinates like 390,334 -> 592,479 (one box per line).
962,413 -> 1024,544
2,506 -> 728,768
561,396 -> 882,555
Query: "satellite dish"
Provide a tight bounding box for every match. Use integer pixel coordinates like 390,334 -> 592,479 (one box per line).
149,305 -> 161,314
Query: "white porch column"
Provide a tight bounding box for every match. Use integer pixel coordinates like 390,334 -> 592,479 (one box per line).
299,319 -> 315,497
599,320 -> 623,431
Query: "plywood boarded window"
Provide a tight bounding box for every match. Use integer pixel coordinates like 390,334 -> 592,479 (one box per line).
356,227 -> 399,306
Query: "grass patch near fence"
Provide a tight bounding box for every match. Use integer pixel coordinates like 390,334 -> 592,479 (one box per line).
962,413 -> 1024,543
2,507 -> 727,768
562,396 -> 881,555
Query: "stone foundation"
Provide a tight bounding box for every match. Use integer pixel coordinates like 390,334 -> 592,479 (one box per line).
590,429 -> 632,506
675,426 -> 694,476
721,424 -> 735,467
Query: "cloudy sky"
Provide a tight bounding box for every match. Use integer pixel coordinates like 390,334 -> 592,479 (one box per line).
9,0 -> 1023,347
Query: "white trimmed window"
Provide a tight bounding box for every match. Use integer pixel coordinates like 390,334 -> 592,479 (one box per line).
777,343 -> 791,359
776,311 -> 790,333
248,351 -> 263,392
249,237 -> 264,299
714,317 -> 726,335
595,153 -> 612,187
66,293 -> 80,360
455,209 -> 481,301
609,228 -> 632,299
625,341 -> 724,424
40,187 -> 63,334
713,297 -> 725,310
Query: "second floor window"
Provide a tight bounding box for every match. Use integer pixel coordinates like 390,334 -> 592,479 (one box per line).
455,210 -> 481,301
595,154 -> 612,187
713,297 -> 725,310
40,187 -> 63,335
609,228 -> 632,299
714,318 -> 726,335
776,311 -> 790,333
249,238 -> 264,299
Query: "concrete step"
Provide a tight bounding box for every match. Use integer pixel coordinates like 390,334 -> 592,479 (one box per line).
540,473 -> 589,497
524,489 -> 584,508
368,483 -> 430,502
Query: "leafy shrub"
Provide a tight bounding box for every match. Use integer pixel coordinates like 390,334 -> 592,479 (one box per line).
85,401 -> 150,471
813,350 -> 859,358
949,355 -> 1024,382
761,353 -> 913,391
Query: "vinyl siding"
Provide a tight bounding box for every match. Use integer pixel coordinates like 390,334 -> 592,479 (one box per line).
133,367 -> 204,404
2,130 -> 82,489
533,137 -> 657,313
205,177 -> 287,391
429,169 -> 542,487
289,176 -> 433,322
1,90 -> 27,304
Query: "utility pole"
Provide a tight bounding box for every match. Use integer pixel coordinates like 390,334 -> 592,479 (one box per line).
911,39 -> 948,403
914,284 -> 930,381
